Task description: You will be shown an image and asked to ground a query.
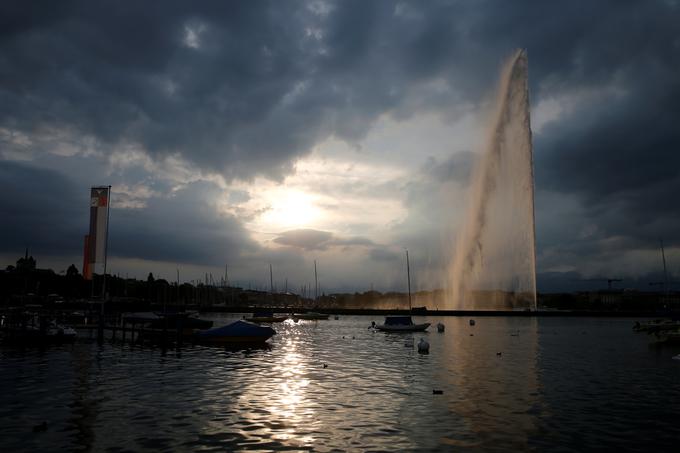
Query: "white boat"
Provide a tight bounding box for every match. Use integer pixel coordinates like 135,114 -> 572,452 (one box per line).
47,321 -> 77,340
633,319 -> 680,333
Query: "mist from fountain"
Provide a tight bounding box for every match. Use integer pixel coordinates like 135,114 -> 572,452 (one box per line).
447,49 -> 537,310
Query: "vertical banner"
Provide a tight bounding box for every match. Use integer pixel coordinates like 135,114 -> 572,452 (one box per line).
85,186 -> 110,277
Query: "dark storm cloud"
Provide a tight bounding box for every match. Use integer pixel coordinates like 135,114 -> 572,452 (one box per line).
2,0 -> 680,288
3,0 -> 677,180
0,160 -> 85,257
273,228 -> 374,251
110,181 -> 259,265
274,229 -> 333,250
0,158 -> 259,266
533,17 -> 680,249
0,0 -> 614,179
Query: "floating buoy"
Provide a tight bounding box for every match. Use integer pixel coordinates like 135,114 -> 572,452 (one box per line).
433,389 -> 443,395
437,323 -> 445,333
418,338 -> 430,354
469,319 -> 476,326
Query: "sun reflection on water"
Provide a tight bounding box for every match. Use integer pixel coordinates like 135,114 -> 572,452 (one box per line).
230,335 -> 316,447
269,339 -> 314,444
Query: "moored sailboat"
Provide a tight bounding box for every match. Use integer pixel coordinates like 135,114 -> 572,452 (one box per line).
375,250 -> 430,333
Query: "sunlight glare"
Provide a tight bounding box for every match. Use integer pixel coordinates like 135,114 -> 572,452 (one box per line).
261,189 -> 321,230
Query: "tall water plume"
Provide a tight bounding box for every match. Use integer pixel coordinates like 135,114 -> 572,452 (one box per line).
447,49 -> 537,310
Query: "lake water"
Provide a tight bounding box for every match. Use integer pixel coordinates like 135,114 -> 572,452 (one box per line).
1,315 -> 679,452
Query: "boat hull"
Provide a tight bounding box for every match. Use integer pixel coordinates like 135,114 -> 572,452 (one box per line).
194,320 -> 276,345
375,323 -> 431,332
196,335 -> 274,345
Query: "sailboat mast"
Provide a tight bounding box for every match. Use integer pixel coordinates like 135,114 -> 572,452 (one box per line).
269,263 -> 274,294
660,239 -> 669,295
314,260 -> 318,301
406,250 -> 412,311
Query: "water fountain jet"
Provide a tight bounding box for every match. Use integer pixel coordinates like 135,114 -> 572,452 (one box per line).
447,49 -> 537,310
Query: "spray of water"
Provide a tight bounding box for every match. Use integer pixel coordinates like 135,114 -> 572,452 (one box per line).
447,49 -> 537,310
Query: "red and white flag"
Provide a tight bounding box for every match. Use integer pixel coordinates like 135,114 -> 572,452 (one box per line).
83,186 -> 110,280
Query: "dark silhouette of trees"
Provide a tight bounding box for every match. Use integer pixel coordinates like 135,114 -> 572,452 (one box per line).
66,264 -> 79,277
16,255 -> 36,272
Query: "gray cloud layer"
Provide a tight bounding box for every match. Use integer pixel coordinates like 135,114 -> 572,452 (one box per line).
1,1 -> 679,290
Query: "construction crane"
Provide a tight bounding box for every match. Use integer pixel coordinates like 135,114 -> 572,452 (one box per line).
650,239 -> 679,292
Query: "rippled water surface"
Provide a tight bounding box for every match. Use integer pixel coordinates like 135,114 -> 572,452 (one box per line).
2,315 -> 680,452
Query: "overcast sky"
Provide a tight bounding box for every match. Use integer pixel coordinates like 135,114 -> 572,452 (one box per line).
1,0 -> 679,294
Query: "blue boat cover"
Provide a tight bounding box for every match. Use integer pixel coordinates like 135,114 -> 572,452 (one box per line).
198,320 -> 275,338
384,316 -> 414,326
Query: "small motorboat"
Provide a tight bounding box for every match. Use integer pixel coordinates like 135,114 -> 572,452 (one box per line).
633,319 -> 680,333
293,312 -> 329,321
375,316 -> 430,332
245,312 -> 288,323
47,321 -> 77,342
195,320 -> 276,345
1,322 -> 77,345
654,329 -> 680,345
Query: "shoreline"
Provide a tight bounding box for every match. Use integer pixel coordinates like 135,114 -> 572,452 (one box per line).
199,306 -> 679,318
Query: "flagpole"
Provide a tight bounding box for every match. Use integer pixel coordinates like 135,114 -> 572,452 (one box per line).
102,185 -> 112,301
406,250 -> 412,312
97,185 -> 111,344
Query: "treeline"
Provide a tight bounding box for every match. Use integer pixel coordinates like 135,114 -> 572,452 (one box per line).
0,255 -> 247,307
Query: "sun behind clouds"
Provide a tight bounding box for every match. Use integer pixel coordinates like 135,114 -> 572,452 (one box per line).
260,188 -> 322,231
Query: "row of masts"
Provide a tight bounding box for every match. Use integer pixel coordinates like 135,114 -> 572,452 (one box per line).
182,259 -> 322,300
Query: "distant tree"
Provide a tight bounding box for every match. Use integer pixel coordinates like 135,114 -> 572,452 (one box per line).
147,272 -> 155,283
66,264 -> 79,277
5,264 -> 15,272
16,255 -> 36,272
